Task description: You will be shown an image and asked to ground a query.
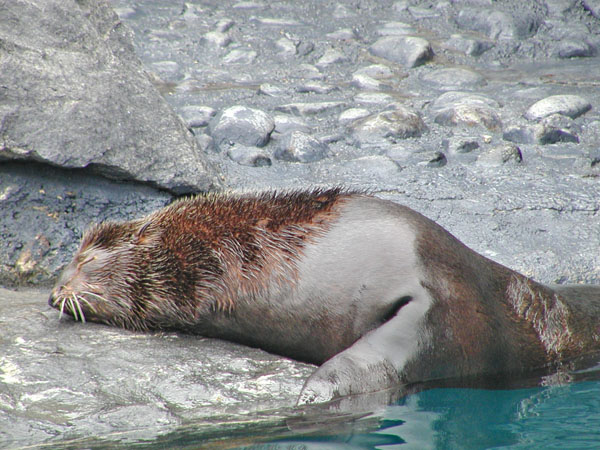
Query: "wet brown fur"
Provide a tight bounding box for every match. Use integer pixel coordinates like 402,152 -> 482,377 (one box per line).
51,188 -> 352,332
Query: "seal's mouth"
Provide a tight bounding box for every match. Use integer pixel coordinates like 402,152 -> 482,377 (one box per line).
49,289 -> 99,323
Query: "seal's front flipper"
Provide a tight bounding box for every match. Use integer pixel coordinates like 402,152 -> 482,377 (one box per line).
297,294 -> 430,405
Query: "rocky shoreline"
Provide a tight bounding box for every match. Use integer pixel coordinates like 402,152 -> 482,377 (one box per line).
1,0 -> 599,446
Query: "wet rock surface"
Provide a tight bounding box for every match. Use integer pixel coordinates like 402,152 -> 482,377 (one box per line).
2,0 -> 600,446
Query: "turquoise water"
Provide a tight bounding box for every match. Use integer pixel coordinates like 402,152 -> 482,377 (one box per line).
234,381 -> 600,449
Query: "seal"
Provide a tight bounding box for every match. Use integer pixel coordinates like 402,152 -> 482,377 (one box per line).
49,188 -> 600,405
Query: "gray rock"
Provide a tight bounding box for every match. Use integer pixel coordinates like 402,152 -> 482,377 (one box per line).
354,64 -> 395,79
274,131 -> 329,163
215,18 -> 235,32
351,74 -> 384,90
211,106 -> 275,148
504,115 -> 580,145
377,21 -> 416,36
421,68 -> 485,90
276,37 -> 297,57
296,82 -> 335,94
275,102 -> 345,116
338,108 -> 371,125
316,48 -> 348,68
326,28 -> 357,40
424,151 -> 448,167
445,137 -> 480,153
0,0 -> 219,194
431,92 -> 502,130
203,31 -> 232,48
353,107 -> 427,146
354,92 -> 396,106
478,143 -> 523,165
583,0 -> 600,18
227,144 -> 272,167
150,60 -> 183,82
223,48 -> 258,64
369,36 -> 434,68
455,8 -> 539,40
524,95 -> 592,120
273,115 -> 311,134
181,106 -> 217,128
555,40 -> 596,59
258,83 -> 287,97
445,34 -> 494,56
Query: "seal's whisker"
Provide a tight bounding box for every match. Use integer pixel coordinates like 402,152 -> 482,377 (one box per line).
73,294 -> 86,323
78,292 -> 99,314
67,296 -> 79,322
58,297 -> 66,320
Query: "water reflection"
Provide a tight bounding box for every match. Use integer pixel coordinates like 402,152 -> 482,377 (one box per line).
237,381 -> 600,449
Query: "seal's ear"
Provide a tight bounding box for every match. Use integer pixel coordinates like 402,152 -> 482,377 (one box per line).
135,221 -> 155,244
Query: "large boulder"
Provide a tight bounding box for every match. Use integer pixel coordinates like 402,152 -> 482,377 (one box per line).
0,0 -> 220,194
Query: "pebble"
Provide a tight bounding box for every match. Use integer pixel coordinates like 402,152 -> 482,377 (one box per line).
554,40 -> 596,59
354,64 -> 395,79
456,8 -> 539,40
369,36 -> 433,68
180,106 -> 217,128
211,105 -> 275,148
273,115 -> 311,134
149,61 -> 182,82
444,137 -> 480,153
275,102 -> 345,116
421,68 -> 485,90
524,95 -> 592,120
316,48 -> 348,68
296,82 -> 334,94
477,143 -> 523,165
215,18 -> 234,32
274,131 -> 329,163
326,28 -> 357,40
351,74 -> 383,90
296,64 -> 324,80
431,91 -> 502,130
338,108 -> 371,125
424,151 -> 447,167
223,49 -> 257,64
445,34 -> 493,56
258,83 -> 286,97
227,144 -> 272,167
203,31 -> 231,48
276,37 -> 297,57
354,92 -> 395,106
352,107 -> 427,147
377,22 -> 415,36
505,114 -> 580,145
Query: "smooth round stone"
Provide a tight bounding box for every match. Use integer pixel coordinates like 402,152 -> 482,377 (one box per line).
456,8 -> 539,40
149,61 -> 182,82
354,92 -> 395,106
203,31 -> 231,48
296,82 -> 334,94
180,106 -> 216,128
432,91 -> 501,130
227,144 -> 271,167
369,36 -> 433,68
445,34 -> 493,56
421,68 -> 485,90
555,40 -> 595,59
377,21 -> 415,36
274,131 -> 328,163
273,115 -> 311,134
338,108 -> 371,125
351,74 -> 383,90
215,18 -> 234,32
326,28 -> 357,40
353,107 -> 426,145
354,64 -> 395,79
275,102 -> 345,116
211,106 -> 275,148
258,83 -> 286,97
275,37 -> 297,57
316,48 -> 348,68
524,95 -> 592,121
223,49 -> 257,64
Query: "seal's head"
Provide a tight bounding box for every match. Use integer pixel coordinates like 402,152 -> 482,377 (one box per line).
48,219 -> 182,331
